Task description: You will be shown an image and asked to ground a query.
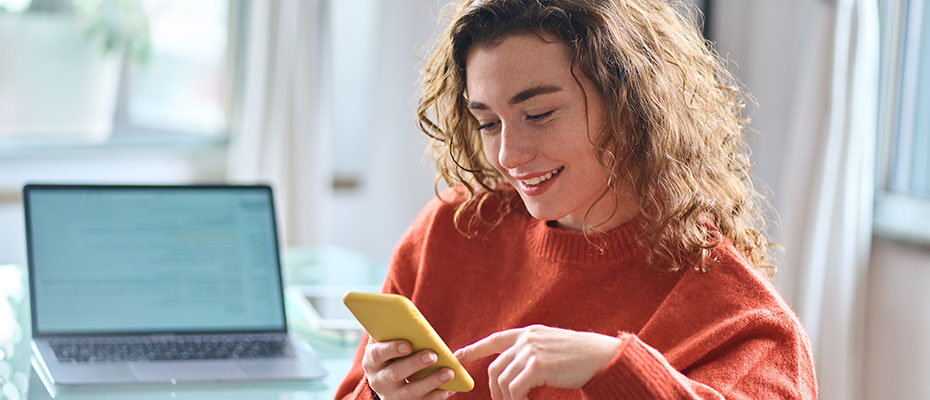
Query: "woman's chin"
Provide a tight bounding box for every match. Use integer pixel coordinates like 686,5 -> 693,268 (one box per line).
524,205 -> 560,223
523,205 -> 580,230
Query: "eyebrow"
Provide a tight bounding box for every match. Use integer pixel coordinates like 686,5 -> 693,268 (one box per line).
467,85 -> 562,110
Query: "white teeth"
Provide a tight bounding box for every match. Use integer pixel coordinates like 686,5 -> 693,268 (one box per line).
520,167 -> 562,186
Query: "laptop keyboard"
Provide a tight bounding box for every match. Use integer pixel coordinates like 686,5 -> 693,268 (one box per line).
50,334 -> 296,363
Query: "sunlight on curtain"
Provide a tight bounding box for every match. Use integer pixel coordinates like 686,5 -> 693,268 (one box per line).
227,0 -> 324,247
775,0 -> 879,399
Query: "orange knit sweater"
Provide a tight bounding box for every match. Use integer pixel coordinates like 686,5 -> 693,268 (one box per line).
335,189 -> 817,399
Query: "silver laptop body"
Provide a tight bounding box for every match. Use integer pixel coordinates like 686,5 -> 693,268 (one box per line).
24,184 -> 327,385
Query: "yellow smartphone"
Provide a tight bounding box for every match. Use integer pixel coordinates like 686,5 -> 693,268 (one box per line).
342,292 -> 474,392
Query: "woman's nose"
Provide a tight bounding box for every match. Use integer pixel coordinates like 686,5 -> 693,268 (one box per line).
497,123 -> 535,169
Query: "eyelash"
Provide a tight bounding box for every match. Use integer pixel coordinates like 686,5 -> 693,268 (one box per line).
477,110 -> 556,132
478,121 -> 499,131
527,110 -> 555,121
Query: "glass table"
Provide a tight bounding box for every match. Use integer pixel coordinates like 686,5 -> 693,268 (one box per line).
0,247 -> 386,400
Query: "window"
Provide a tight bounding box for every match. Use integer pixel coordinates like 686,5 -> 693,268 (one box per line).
875,0 -> 930,241
0,0 -> 243,147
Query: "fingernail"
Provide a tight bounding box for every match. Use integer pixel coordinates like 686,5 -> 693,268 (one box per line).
422,351 -> 436,363
441,369 -> 454,382
397,343 -> 411,354
453,349 -> 462,358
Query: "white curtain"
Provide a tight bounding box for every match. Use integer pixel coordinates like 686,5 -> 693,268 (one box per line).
227,0 -> 326,247
774,0 -> 879,399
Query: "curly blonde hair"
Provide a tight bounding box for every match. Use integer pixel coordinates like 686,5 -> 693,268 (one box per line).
416,0 -> 774,277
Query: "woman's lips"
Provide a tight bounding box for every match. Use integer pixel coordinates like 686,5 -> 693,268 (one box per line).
515,166 -> 563,196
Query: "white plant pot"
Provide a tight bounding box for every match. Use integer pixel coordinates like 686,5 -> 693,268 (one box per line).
0,14 -> 122,143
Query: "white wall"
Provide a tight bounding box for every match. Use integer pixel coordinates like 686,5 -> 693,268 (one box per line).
866,239 -> 930,400
0,203 -> 25,266
315,0 -> 448,266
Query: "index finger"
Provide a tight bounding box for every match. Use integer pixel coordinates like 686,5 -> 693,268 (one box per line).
454,329 -> 521,363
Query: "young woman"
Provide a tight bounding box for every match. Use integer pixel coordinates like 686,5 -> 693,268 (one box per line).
336,0 -> 817,399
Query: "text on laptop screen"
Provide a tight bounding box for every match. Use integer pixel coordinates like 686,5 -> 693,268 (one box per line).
27,187 -> 286,334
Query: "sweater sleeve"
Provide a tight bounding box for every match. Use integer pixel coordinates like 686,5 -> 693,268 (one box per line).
579,242 -> 817,400
336,372 -> 378,400
582,333 -> 722,399
582,311 -> 817,400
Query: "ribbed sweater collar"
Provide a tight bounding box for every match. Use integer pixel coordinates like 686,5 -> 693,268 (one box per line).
524,213 -> 646,265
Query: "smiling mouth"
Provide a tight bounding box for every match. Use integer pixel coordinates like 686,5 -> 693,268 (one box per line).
518,166 -> 564,186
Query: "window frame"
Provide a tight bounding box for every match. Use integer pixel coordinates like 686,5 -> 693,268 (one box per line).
874,0 -> 930,244
0,0 -> 246,154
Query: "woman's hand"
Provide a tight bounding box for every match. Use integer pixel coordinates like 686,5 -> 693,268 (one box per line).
362,338 -> 455,400
454,325 -> 622,400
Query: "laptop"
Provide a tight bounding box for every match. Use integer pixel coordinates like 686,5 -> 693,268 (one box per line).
23,184 -> 328,385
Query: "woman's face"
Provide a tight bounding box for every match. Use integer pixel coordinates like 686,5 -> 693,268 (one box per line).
465,33 -> 637,232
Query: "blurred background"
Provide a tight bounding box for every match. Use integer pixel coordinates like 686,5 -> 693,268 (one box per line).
0,0 -> 924,399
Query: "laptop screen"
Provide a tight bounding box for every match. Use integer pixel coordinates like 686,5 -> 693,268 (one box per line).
24,185 -> 287,336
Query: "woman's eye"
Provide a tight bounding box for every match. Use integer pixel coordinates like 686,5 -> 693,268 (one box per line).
478,121 -> 500,131
527,110 -> 555,121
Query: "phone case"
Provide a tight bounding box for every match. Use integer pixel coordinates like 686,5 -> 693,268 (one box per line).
342,292 -> 474,392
